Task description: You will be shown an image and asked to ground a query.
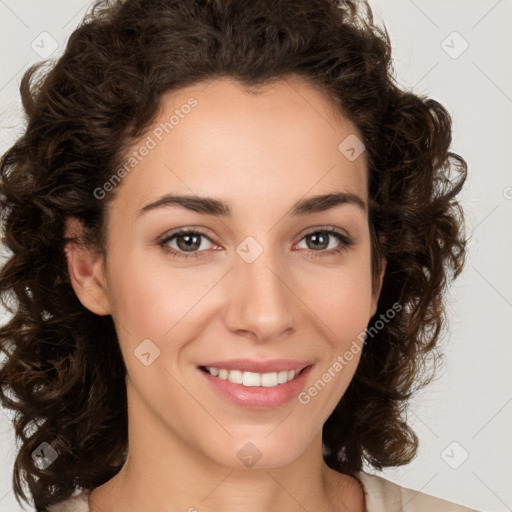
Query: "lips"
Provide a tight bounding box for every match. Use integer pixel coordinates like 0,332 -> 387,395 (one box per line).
197,359 -> 314,409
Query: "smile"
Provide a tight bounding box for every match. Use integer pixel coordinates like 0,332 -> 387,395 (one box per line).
201,366 -> 303,387
198,363 -> 313,409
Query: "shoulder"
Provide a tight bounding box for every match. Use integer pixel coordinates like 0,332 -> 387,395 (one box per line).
354,470 -> 480,512
45,489 -> 91,512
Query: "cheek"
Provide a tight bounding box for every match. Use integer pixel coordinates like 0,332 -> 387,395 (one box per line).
106,246 -> 209,335
295,263 -> 373,423
303,259 -> 374,344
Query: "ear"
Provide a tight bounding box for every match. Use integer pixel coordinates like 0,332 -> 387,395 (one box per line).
64,217 -> 111,316
370,255 -> 387,317
370,235 -> 388,318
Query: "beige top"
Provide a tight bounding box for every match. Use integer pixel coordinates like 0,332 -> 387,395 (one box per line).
46,470 -> 479,512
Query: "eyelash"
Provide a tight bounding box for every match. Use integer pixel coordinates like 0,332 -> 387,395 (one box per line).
157,227 -> 354,260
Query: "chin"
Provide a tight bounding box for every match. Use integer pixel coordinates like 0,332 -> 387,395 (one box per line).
203,430 -> 312,470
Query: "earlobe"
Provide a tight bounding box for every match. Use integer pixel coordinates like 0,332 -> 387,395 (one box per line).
64,217 -> 111,316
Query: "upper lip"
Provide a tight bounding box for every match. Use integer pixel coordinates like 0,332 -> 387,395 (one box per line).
198,359 -> 312,373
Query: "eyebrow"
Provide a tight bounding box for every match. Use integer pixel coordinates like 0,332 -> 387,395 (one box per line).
138,191 -> 367,218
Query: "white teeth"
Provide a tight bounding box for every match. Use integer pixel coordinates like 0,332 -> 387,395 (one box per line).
277,370 -> 289,384
229,369 -> 243,384
261,372 -> 278,387
242,371 -> 260,387
204,366 -> 301,387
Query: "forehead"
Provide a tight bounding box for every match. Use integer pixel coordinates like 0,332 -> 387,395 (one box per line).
112,76 -> 368,215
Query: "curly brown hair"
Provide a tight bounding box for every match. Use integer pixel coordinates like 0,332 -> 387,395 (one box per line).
0,0 -> 467,510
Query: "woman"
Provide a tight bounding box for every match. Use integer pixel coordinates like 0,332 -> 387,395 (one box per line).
0,0 -> 476,511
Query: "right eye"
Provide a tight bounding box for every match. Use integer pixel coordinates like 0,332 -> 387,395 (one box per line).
158,229 -> 217,259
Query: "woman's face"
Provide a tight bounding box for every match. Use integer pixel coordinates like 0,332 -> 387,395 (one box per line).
75,77 -> 385,469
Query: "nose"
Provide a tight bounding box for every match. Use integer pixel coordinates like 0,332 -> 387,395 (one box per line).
222,244 -> 296,343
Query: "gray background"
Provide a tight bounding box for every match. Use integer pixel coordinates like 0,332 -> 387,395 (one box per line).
1,1 -> 511,510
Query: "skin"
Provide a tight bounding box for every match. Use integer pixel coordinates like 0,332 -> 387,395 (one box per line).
65,76 -> 386,512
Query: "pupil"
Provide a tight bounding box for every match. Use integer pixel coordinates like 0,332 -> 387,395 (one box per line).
309,233 -> 327,250
178,234 -> 200,251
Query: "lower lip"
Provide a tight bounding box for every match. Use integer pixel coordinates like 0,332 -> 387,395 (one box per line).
198,365 -> 313,410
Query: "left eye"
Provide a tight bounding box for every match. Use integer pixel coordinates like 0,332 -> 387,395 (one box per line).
296,229 -> 350,252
